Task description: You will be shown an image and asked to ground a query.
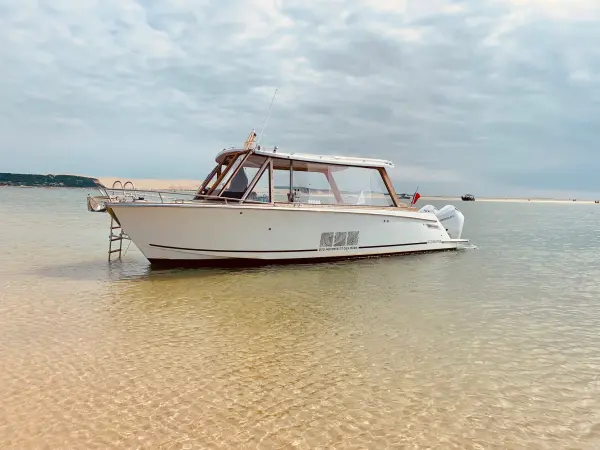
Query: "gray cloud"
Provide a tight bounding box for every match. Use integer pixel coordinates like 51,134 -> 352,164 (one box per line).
0,0 -> 599,197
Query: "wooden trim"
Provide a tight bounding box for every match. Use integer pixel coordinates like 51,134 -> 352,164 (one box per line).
243,129 -> 257,150
207,152 -> 244,196
379,168 -> 400,207
216,151 -> 252,197
197,165 -> 219,196
268,159 -> 274,203
324,168 -> 343,204
191,194 -> 267,204
241,157 -> 271,201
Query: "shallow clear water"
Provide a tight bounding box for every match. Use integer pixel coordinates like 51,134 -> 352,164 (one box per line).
1,187 -> 600,449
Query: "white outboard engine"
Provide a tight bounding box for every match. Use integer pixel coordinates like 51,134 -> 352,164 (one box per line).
418,204 -> 437,214
418,204 -> 465,239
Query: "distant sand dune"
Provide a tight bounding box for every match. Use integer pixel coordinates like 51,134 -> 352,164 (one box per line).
97,177 -> 202,191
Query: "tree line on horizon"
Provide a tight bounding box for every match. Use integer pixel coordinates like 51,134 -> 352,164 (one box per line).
0,173 -> 100,188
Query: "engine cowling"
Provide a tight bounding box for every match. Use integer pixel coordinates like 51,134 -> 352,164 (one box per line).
418,204 -> 465,239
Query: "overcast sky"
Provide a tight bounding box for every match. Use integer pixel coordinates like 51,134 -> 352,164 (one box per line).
1,0 -> 599,197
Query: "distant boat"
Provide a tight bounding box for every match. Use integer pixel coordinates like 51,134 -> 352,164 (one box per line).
398,193 -> 412,199
461,194 -> 475,201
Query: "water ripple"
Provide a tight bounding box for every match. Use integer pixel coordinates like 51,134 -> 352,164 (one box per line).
1,190 -> 600,448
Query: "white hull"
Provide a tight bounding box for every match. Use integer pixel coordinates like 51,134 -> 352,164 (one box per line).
108,203 -> 463,266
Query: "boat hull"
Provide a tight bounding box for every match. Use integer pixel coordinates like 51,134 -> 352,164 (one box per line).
108,203 -> 460,267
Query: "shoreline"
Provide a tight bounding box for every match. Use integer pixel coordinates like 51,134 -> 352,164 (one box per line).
421,196 -> 599,204
2,184 -> 598,204
2,175 -> 598,204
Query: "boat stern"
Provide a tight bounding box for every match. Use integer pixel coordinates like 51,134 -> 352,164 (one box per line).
419,204 -> 466,240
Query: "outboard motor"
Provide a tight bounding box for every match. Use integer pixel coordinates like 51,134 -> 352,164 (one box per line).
418,204 -> 465,239
418,204 -> 437,214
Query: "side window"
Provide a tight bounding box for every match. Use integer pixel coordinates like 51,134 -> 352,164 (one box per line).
223,156 -> 271,202
272,168 -> 291,203
248,169 -> 270,202
211,154 -> 244,195
291,162 -> 338,204
331,167 -> 394,206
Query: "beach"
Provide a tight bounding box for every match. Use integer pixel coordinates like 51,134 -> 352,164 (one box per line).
422,196 -> 600,204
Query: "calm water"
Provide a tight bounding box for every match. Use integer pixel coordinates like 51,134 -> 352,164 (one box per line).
1,187 -> 600,449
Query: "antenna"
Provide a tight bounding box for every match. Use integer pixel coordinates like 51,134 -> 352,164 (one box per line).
256,88 -> 278,148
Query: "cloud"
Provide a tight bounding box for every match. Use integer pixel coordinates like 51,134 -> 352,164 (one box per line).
0,0 -> 599,197
503,0 -> 600,21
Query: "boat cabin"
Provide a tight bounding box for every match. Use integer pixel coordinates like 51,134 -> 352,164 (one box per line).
194,131 -> 406,208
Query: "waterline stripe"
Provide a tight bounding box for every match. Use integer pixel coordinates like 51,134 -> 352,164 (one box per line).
149,242 -> 430,254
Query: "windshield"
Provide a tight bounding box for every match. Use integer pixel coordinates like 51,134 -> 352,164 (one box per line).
195,153 -> 397,207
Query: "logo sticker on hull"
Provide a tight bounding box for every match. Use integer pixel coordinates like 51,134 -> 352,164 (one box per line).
318,231 -> 360,251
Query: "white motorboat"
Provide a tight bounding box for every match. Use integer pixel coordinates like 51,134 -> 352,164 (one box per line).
88,131 -> 468,267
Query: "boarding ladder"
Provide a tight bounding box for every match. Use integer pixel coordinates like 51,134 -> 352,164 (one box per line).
107,181 -> 133,261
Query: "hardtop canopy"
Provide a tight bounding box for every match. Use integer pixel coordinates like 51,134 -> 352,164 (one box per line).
194,130 -> 403,208
215,147 -> 394,170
